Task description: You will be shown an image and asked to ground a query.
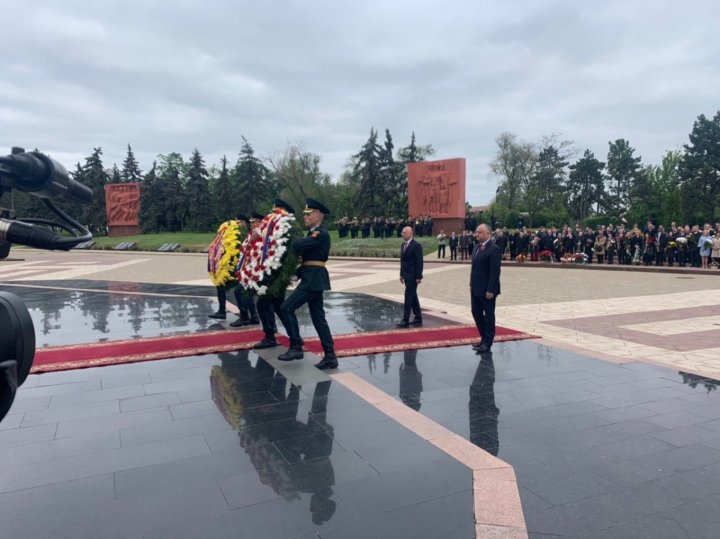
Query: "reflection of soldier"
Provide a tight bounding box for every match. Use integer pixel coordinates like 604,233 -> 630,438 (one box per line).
469,353 -> 499,456
399,349 -> 423,410
210,353 -> 337,525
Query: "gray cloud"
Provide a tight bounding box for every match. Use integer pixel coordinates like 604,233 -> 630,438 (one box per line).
1,0 -> 719,204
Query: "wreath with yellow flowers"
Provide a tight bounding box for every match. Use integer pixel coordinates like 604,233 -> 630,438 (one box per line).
207,220 -> 246,288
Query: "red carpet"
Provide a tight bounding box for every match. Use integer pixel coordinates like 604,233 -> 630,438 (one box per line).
32,325 -> 537,373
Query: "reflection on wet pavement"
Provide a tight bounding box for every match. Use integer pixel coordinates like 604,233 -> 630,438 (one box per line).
6,278 -> 720,537
342,343 -> 720,538
0,280 -> 452,347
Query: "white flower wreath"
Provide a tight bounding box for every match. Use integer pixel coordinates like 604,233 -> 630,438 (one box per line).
236,210 -> 297,296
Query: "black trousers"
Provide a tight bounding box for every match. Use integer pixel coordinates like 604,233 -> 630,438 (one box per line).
216,287 -> 228,313
238,293 -> 258,321
216,286 -> 256,320
402,279 -> 422,322
438,245 -> 446,258
281,288 -> 335,352
471,293 -> 496,346
450,246 -> 457,260
256,296 -> 287,340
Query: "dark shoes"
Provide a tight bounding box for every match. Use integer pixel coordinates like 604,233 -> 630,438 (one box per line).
229,318 -> 249,328
410,319 -> 423,326
278,346 -> 304,361
208,311 -> 226,320
475,344 -> 492,353
395,320 -> 410,328
253,337 -> 278,349
315,352 -> 339,370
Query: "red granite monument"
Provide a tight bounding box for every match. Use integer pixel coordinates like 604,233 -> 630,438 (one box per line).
407,158 -> 466,234
105,183 -> 142,237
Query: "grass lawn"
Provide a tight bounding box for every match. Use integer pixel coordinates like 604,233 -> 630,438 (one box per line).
91,232 -> 215,251
89,231 -> 439,257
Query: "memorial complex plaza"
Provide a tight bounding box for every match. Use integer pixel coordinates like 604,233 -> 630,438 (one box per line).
2,248 -> 720,538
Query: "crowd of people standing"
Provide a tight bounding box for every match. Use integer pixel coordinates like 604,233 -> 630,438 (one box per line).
335,215 -> 434,239
485,221 -> 720,269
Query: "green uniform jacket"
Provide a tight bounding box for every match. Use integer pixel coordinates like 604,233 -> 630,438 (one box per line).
293,224 -> 331,291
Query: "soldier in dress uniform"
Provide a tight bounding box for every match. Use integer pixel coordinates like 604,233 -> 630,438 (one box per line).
278,198 -> 338,370
228,212 -> 263,327
252,201 -> 295,351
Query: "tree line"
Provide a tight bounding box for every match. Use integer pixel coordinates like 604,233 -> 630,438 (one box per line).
0,131 -> 433,234
490,111 -> 720,229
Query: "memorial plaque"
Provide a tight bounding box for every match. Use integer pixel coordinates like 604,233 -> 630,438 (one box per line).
105,183 -> 142,236
408,158 -> 466,233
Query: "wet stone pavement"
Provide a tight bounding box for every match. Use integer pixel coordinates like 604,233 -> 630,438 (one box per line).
3,280 -> 720,537
4,280 -> 453,347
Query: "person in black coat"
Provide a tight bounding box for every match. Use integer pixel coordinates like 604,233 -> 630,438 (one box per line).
470,224 -> 501,353
396,226 -> 424,328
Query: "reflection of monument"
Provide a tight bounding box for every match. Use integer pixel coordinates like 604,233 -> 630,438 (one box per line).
408,158 -> 466,233
104,183 -> 142,236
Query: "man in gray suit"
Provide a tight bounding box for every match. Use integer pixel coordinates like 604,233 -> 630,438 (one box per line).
470,224 -> 501,353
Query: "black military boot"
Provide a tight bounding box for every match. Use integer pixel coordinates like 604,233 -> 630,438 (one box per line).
247,302 -> 260,325
278,345 -> 304,361
253,336 -> 278,349
208,310 -> 226,320
229,317 -> 250,328
314,351 -> 338,370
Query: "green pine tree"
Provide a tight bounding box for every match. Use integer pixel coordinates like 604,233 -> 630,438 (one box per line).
139,162 -> 163,232
680,112 -> 720,224
567,150 -> 605,222
352,128 -> 384,215
185,149 -> 214,231
212,155 -> 234,221
81,148 -> 108,234
234,137 -> 272,215
121,144 -> 143,183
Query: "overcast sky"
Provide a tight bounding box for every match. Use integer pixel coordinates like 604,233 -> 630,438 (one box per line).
2,0 -> 719,204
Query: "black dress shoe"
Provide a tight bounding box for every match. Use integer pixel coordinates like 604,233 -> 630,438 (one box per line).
315,353 -> 339,370
229,319 -> 249,328
278,347 -> 304,361
395,321 -> 410,328
253,337 -> 278,349
471,342 -> 483,350
208,311 -> 226,320
476,344 -> 491,353
410,319 -> 423,326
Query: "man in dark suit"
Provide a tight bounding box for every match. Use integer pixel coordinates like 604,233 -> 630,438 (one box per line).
278,198 -> 338,370
470,224 -> 501,353
396,226 -> 424,328
655,225 -> 668,266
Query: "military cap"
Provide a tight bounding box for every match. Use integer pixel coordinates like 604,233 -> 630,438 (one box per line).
304,197 -> 330,215
235,214 -> 249,222
273,198 -> 295,214
249,211 -> 264,221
